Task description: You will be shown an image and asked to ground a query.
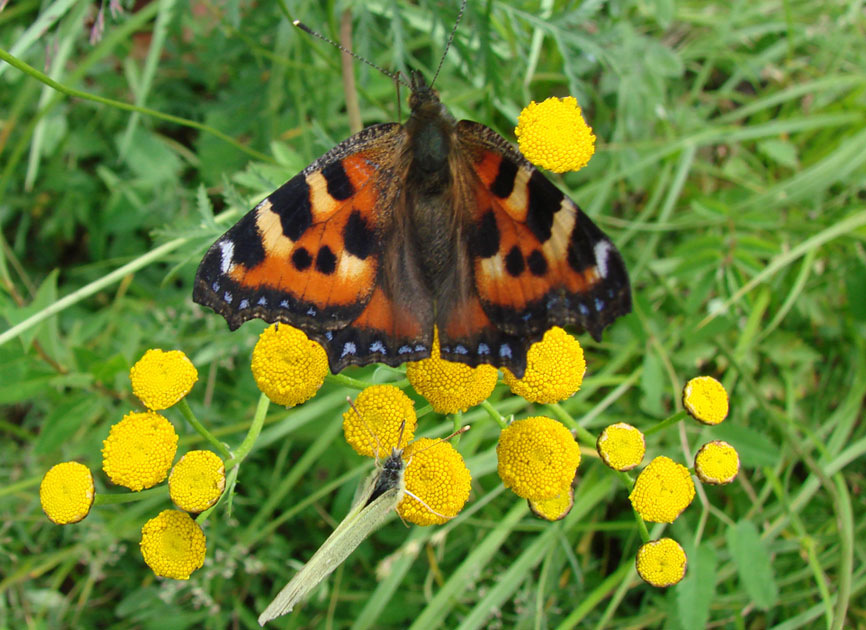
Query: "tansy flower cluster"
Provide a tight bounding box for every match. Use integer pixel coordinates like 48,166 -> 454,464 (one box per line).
342,386 -> 472,526
515,96 -> 596,173
39,348 -> 223,581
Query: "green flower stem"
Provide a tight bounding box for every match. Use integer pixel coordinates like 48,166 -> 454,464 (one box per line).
644,409 -> 687,436
480,399 -> 508,429
224,393 -> 271,469
176,399 -> 231,460
0,46 -> 274,164
632,509 -> 650,543
196,464 -> 240,524
546,403 -> 597,446
326,372 -> 374,389
94,485 -> 168,505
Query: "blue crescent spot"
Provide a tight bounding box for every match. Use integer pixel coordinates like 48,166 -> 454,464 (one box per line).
499,344 -> 513,359
306,307 -> 317,316
370,340 -> 387,354
454,344 -> 468,355
211,281 -> 220,292
579,303 -> 590,316
522,312 -> 532,321
325,331 -> 333,340
414,344 -> 427,353
280,300 -> 289,308
341,342 -> 357,357
478,343 -> 491,355
239,299 -> 249,310
595,298 -> 605,311
257,296 -> 268,306
398,345 -> 413,354
223,291 -> 233,304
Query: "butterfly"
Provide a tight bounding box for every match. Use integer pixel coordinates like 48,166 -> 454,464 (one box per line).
193,71 -> 631,378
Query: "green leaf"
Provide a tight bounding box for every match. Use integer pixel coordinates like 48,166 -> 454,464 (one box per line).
726,520 -> 779,609
757,138 -> 799,169
676,541 -> 715,630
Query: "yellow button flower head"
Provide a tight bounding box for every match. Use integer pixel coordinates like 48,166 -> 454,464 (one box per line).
343,385 -> 417,457
406,328 -> 498,414
683,376 -> 729,425
169,450 -> 226,513
39,462 -> 95,525
140,509 -> 206,580
515,96 -> 596,173
251,323 -> 329,407
528,483 -> 575,521
397,438 -> 472,526
694,440 -> 740,485
496,416 -> 580,500
130,349 -> 198,410
102,411 -> 178,491
635,538 -> 687,587
596,422 -> 646,471
629,456 -> 695,523
503,327 -> 586,404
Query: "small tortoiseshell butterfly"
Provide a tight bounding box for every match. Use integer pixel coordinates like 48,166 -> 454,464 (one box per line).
193,70 -> 631,378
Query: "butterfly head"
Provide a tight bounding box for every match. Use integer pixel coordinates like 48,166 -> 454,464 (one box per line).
408,71 -> 449,120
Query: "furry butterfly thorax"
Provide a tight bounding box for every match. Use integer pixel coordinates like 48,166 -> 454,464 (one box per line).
193,70 -> 631,377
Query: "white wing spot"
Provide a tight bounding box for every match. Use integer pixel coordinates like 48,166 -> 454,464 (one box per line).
594,240 -> 612,278
218,240 -> 235,274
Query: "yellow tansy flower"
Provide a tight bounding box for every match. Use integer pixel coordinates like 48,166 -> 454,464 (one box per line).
397,438 -> 472,526
635,538 -> 687,587
39,462 -> 94,525
694,441 -> 740,485
515,96 -> 596,173
102,411 -> 178,491
140,509 -> 206,580
169,450 -> 226,513
596,422 -> 646,471
496,416 -> 580,500
503,327 -> 585,404
629,456 -> 695,523
130,348 -> 198,410
528,483 -> 574,521
343,385 -> 417,457
406,328 -> 498,414
683,376 -> 729,425
251,323 -> 329,407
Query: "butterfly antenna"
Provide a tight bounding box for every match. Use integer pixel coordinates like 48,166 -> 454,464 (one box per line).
347,396 -> 383,460
430,0 -> 467,88
293,20 -> 410,88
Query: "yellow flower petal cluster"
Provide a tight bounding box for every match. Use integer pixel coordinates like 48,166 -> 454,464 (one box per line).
406,329 -> 498,414
397,438 -> 472,526
140,509 -> 206,580
251,323 -> 328,407
629,456 -> 695,523
130,349 -> 198,410
596,423 -> 646,471
169,450 -> 226,513
528,484 -> 574,521
514,96 -> 596,173
503,327 -> 585,404
496,416 -> 580,500
102,411 -> 178,491
694,440 -> 740,485
39,462 -> 95,525
635,538 -> 687,587
343,385 -> 417,457
683,376 -> 729,425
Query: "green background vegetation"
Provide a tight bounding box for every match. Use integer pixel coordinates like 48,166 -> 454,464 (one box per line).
2,0 -> 864,628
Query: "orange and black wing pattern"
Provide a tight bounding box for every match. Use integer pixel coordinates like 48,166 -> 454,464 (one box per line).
437,120 -> 630,374
193,123 -> 433,373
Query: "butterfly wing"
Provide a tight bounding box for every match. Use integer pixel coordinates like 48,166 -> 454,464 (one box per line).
194,123 -> 434,372
257,458 -> 404,625
436,120 -> 631,375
